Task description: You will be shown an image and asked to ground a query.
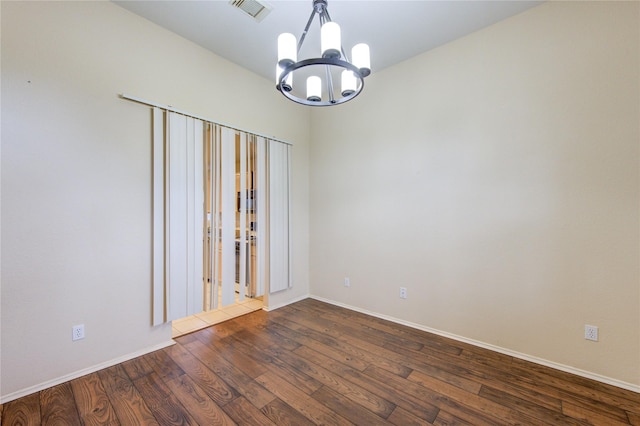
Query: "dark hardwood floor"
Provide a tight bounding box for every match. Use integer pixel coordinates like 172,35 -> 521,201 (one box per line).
2,298 -> 639,425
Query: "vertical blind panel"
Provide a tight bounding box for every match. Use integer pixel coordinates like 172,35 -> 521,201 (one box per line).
238,132 -> 247,301
287,144 -> 293,289
269,140 -> 291,293
255,137 -> 267,297
220,127 -> 237,306
186,118 -> 196,314
210,126 -> 221,310
203,125 -> 212,311
168,113 -> 189,319
152,108 -> 165,326
287,145 -> 293,289
191,119 -> 204,314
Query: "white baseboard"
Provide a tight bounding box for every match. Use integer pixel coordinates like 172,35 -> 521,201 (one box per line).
0,340 -> 176,404
310,295 -> 640,394
263,293 -> 310,312
4,296 -> 637,404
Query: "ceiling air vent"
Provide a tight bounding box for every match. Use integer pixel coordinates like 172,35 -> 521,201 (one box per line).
229,0 -> 272,22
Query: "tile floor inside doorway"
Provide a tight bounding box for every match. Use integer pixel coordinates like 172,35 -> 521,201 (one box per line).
171,297 -> 263,337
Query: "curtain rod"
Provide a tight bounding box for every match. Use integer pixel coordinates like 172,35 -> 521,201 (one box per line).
119,93 -> 293,146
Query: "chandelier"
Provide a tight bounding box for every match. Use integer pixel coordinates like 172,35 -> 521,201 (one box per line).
276,0 -> 371,106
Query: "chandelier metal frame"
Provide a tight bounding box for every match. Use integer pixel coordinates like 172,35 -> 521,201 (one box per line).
276,0 -> 370,107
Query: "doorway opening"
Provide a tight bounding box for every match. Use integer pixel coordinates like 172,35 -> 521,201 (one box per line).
173,127 -> 264,337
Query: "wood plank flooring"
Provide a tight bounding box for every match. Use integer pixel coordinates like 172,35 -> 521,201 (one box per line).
2,298 -> 639,425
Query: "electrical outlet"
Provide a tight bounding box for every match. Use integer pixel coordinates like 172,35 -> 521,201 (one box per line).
400,287 -> 407,299
72,324 -> 85,341
584,325 -> 598,342
344,277 -> 350,287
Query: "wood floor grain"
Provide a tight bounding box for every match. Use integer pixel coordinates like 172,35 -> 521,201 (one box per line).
2,298 -> 639,425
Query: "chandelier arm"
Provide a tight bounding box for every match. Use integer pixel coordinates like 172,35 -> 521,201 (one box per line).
325,65 -> 335,103
297,8 -> 318,52
341,47 -> 350,62
323,8 -> 332,23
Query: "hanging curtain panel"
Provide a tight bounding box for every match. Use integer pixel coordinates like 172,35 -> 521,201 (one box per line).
268,140 -> 292,293
219,127 -> 237,307
152,108 -> 165,326
211,124 -> 225,311
207,124 -> 220,311
237,132 -> 247,302
254,137 -> 267,297
187,116 -> 204,318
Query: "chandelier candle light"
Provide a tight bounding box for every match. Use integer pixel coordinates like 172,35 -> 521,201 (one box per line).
276,0 -> 371,106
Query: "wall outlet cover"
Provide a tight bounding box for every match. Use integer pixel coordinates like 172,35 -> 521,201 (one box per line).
400,287 -> 407,299
584,325 -> 598,341
72,324 -> 85,341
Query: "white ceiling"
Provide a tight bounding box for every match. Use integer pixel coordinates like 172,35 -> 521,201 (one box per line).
114,0 -> 542,82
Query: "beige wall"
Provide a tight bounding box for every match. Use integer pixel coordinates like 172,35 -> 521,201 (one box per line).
310,1 -> 639,388
2,0 -> 638,400
1,1 -> 310,399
